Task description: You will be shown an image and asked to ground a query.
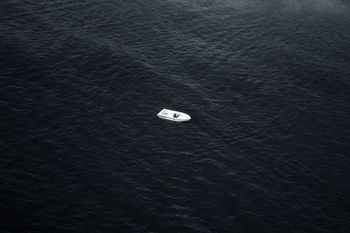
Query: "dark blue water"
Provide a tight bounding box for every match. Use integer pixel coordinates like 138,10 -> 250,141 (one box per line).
1,0 -> 350,232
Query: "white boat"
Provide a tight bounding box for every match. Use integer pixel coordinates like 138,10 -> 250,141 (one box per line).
157,109 -> 191,122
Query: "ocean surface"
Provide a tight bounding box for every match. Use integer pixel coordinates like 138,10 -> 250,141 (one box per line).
1,0 -> 350,232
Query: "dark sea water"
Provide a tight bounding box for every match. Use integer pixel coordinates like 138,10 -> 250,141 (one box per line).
1,0 -> 350,232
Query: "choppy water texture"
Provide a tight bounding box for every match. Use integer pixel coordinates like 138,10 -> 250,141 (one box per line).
1,0 -> 350,232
